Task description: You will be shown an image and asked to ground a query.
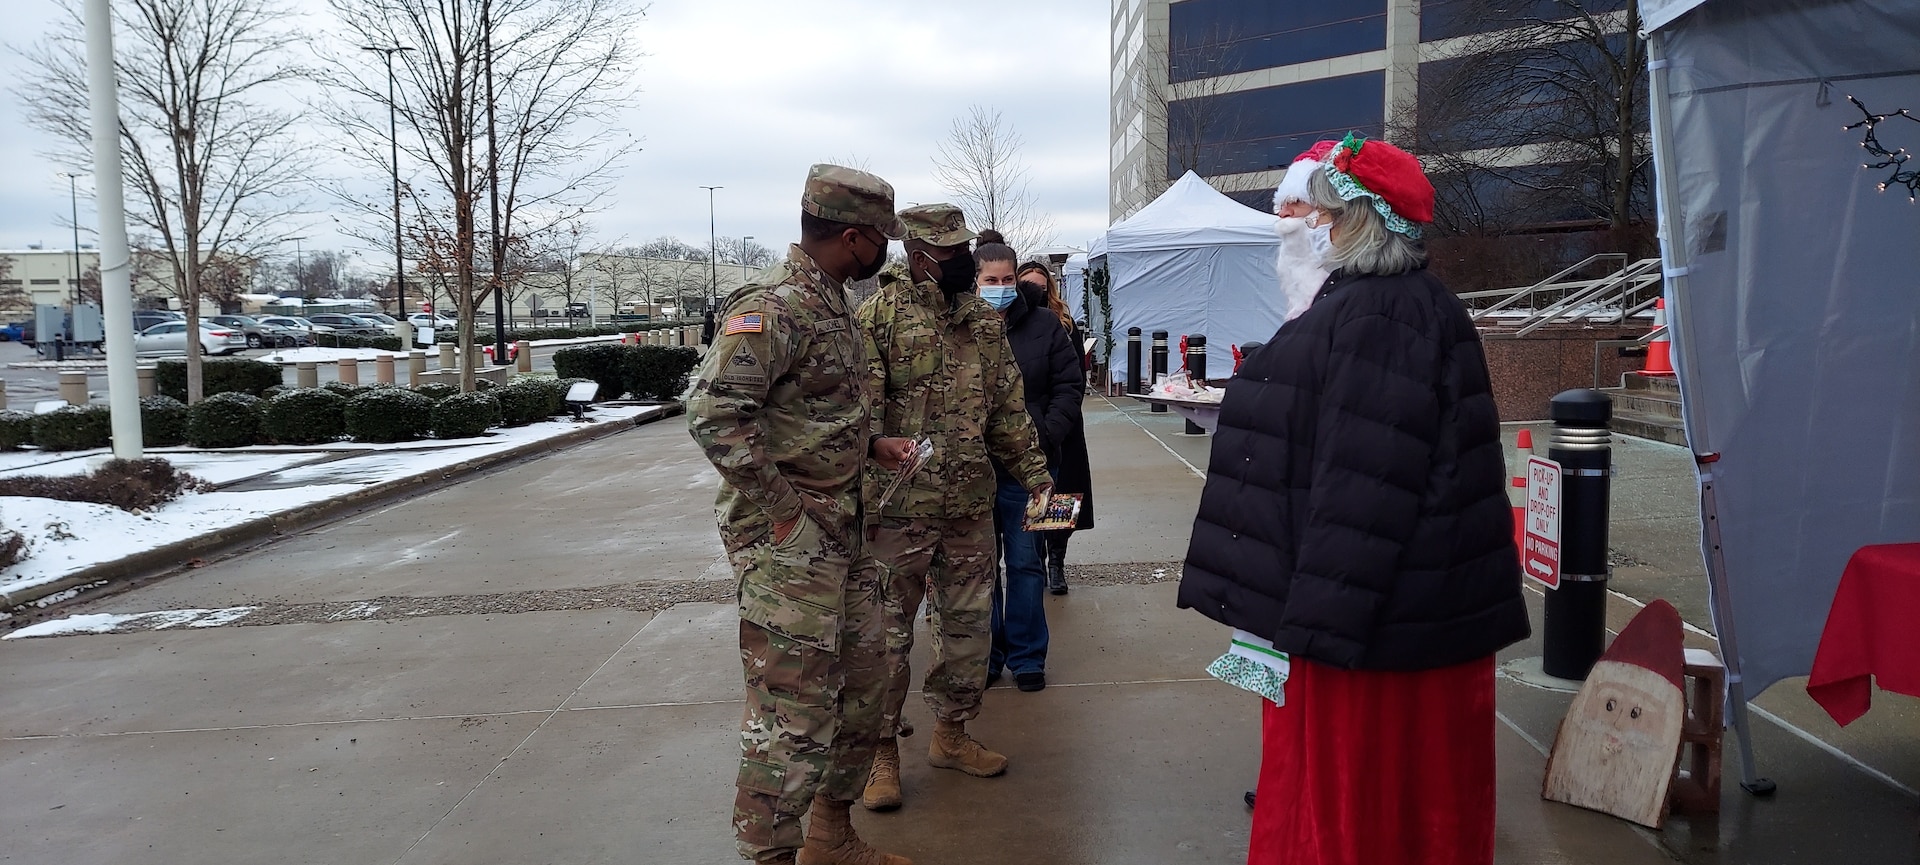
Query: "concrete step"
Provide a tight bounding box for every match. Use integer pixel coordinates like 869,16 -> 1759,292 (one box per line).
1602,389 -> 1681,419
1621,372 -> 1679,394
1609,408 -> 1689,446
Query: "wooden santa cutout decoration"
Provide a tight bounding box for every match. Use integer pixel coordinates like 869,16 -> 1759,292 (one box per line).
1542,599 -> 1687,828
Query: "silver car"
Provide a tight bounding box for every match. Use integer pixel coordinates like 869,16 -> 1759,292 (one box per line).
132,321 -> 249,357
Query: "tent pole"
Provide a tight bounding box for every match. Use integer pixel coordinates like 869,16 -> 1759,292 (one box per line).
1648,32 -> 1774,797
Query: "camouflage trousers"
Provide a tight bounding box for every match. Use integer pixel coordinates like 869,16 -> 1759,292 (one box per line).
732,515 -> 888,862
866,515 -> 996,730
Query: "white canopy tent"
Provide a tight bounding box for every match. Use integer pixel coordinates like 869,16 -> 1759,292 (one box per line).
1646,0 -> 1920,792
1104,172 -> 1280,378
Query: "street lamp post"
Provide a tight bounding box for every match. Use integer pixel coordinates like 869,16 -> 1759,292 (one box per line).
289,235 -> 308,297
59,172 -> 84,306
361,44 -> 415,347
699,185 -> 721,340
740,235 -> 754,286
483,2 -> 509,367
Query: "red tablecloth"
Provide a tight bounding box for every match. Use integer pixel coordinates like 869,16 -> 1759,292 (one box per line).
1806,543 -> 1920,727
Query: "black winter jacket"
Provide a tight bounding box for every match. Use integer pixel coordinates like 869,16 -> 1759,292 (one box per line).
1001,285 -> 1094,528
1177,266 -> 1529,671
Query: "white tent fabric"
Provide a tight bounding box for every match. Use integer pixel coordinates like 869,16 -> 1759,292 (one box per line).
1105,172 -> 1280,377
1061,253 -> 1087,326
1648,0 -> 1920,707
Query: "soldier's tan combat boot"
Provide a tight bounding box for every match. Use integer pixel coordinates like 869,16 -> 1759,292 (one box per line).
927,719 -> 1008,777
860,738 -> 903,811
798,795 -> 912,865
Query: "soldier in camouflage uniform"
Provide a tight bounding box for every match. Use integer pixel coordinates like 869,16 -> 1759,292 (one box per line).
687,164 -> 918,865
855,204 -> 1054,812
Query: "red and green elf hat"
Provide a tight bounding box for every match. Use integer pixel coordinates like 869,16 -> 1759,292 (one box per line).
1321,132 -> 1434,239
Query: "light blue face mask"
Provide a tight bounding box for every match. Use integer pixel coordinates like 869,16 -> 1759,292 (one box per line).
979,286 -> 1018,310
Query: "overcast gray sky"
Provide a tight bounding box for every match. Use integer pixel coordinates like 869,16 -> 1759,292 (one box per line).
0,0 -> 1110,272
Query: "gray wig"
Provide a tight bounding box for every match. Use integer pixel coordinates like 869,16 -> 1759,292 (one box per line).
1305,169 -> 1428,277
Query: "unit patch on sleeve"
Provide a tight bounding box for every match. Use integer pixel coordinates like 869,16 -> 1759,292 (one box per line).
719,342 -> 767,389
723,313 -> 764,335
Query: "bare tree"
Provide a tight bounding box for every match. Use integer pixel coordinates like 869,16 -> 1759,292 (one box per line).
1398,0 -> 1650,241
21,0 -> 306,402
631,236 -> 707,262
716,236 -> 776,269
931,105 -> 1055,254
1118,24 -> 1260,216
321,0 -> 642,390
0,257 -> 20,312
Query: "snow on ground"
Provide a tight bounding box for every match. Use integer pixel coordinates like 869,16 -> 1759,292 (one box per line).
0,405 -> 661,600
0,451 -> 323,485
257,347 -> 392,364
1,606 -> 258,639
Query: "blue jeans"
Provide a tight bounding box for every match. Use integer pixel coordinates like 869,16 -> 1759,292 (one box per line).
990,478 -> 1050,676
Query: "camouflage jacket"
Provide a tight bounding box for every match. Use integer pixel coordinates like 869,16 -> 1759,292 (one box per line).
687,245 -> 871,552
858,277 -> 1049,519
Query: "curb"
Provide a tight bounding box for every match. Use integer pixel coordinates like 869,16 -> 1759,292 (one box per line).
1,403 -> 683,612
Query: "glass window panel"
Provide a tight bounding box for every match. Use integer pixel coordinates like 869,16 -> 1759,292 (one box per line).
1170,0 -> 1387,82
1167,72 -> 1385,178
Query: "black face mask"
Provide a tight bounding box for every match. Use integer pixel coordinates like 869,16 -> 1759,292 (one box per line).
920,250 -> 977,297
1017,280 -> 1049,308
851,232 -> 887,281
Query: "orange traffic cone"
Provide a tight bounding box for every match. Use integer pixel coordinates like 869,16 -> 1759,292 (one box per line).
1511,429 -> 1532,556
1643,298 -> 1674,376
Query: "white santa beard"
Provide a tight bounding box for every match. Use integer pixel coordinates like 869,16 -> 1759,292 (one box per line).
1275,218 -> 1331,323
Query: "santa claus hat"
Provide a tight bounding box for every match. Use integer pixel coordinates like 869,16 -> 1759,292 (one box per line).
1599,598 -> 1686,692
1272,140 -> 1338,212
1322,132 -> 1434,238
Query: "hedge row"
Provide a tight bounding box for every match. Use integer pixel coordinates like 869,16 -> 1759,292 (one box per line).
0,378 -> 589,452
156,358 -> 282,402
551,344 -> 699,402
0,457 -> 208,511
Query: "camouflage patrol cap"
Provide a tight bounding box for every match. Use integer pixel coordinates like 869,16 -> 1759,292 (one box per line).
899,204 -> 977,247
803,164 -> 906,239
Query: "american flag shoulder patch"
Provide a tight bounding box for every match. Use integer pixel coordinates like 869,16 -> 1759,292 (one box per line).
724,313 -> 764,335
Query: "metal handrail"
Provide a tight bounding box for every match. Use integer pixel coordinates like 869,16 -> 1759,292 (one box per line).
1467,253 -> 1629,321
1511,258 -> 1663,336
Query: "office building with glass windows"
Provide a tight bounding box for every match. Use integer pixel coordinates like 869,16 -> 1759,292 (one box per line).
1110,0 -> 1637,227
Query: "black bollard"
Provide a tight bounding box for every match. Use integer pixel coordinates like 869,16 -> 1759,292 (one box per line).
1542,389 -> 1613,680
1150,330 -> 1169,412
1184,334 -> 1208,434
1126,327 -> 1143,395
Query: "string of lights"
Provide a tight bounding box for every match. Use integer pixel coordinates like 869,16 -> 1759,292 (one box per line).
1846,96 -> 1920,201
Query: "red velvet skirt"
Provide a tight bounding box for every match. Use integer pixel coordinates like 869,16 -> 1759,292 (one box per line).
1249,656 -> 1497,865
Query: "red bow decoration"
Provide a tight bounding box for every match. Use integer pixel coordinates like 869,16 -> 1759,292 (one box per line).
1232,344 -> 1245,370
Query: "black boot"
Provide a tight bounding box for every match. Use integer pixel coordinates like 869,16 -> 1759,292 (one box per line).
1046,542 -> 1068,596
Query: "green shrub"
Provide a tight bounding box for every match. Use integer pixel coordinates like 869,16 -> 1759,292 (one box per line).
622,345 -> 702,401
0,458 -> 209,511
32,404 -> 113,452
345,388 -> 433,443
187,392 -> 264,448
495,380 -> 558,426
432,392 -> 502,439
474,377 -> 498,392
156,358 -> 283,402
321,380 -> 364,398
313,333 -> 403,352
262,388 -> 348,445
140,395 -> 189,447
0,410 -> 36,450
552,344 -> 628,401
414,382 -> 460,402
262,384 -> 291,400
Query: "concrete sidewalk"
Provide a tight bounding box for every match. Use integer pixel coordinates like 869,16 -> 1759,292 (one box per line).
1,397 -> 1915,864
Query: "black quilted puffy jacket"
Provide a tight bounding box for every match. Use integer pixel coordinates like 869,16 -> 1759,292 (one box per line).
1177,265 -> 1531,671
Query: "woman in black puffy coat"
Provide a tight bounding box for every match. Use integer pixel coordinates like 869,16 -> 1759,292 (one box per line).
1177,135 -> 1528,865
1015,262 -> 1094,595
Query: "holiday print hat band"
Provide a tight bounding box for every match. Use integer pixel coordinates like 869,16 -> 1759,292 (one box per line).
1321,132 -> 1427,239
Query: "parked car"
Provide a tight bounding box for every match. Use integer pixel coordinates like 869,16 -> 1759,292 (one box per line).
132,321 -> 247,357
349,314 -> 398,335
307,313 -> 386,336
407,312 -> 460,331
207,314 -> 311,349
257,315 -> 335,335
132,310 -> 180,333
0,322 -> 23,342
